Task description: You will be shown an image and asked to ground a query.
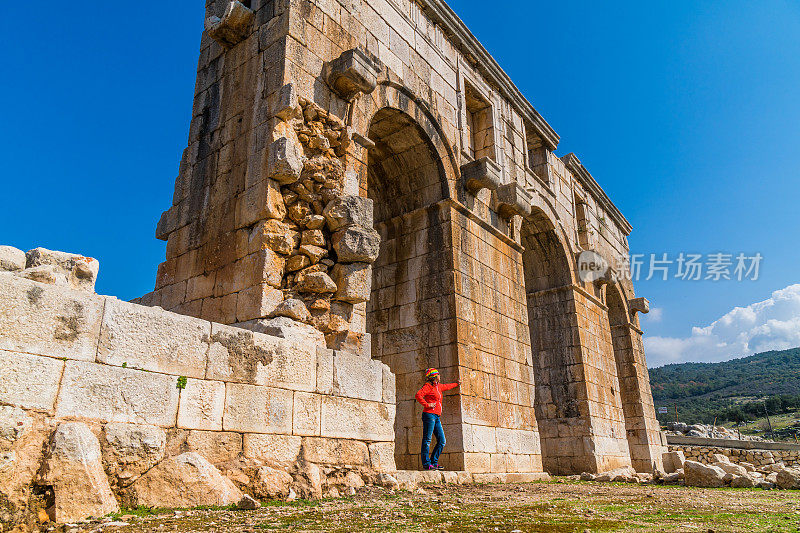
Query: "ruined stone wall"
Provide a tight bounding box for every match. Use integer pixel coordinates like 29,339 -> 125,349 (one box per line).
0,270 -> 395,523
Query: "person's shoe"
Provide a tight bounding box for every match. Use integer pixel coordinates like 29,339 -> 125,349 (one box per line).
423,465 -> 437,470
434,464 -> 445,470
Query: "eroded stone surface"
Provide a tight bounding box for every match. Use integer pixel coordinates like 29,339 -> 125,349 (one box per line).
98,298 -> 210,378
0,273 -> 104,361
42,422 -> 119,523
131,452 -> 243,508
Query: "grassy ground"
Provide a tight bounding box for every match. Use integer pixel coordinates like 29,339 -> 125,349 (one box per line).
48,478 -> 800,533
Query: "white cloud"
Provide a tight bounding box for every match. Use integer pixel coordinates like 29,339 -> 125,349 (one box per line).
644,284 -> 800,368
645,307 -> 663,323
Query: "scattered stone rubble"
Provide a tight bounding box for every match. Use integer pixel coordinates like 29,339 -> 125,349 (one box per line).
664,422 -> 765,441
578,448 -> 800,491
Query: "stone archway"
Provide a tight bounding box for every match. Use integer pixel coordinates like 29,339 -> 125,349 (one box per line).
519,214 -> 591,474
364,106 -> 457,470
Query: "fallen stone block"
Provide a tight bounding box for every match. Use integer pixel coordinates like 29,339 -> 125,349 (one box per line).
730,475 -> 755,488
684,460 -> 726,488
41,422 -> 119,523
238,494 -> 260,510
595,466 -> 637,483
252,465 -> 294,500
776,467 -> 800,490
102,423 -> 166,485
131,452 -> 243,508
713,461 -> 748,477
662,450 -> 685,474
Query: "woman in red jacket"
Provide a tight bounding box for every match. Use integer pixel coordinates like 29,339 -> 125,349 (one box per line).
415,368 -> 460,470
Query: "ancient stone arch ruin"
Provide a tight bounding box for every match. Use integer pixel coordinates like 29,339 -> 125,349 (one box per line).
0,0 -> 665,524
149,0 -> 664,474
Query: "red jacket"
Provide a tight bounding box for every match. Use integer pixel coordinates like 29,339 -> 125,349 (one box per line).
415,382 -> 459,416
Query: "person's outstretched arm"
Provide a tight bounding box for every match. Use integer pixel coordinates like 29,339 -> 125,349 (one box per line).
441,382 -> 460,391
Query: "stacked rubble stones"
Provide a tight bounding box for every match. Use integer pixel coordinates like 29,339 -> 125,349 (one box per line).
668,444 -> 799,468
248,96 -> 378,345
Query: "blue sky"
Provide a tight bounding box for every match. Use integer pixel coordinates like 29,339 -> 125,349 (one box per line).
2,1 -> 799,367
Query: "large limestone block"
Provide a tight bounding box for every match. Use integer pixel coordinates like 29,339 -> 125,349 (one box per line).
185,430 -> 243,465
331,262 -> 372,303
42,422 -> 119,523
300,436 -> 370,465
0,273 -> 104,361
333,350 -> 382,401
223,383 -> 293,434
331,226 -> 380,263
0,350 -> 64,411
177,379 -> 226,431
320,396 -> 394,441
323,196 -> 373,231
267,137 -> 304,185
206,323 -> 316,392
236,178 -> 286,228
713,461 -> 748,477
776,467 -> 800,489
243,433 -> 302,464
236,283 -> 284,322
131,452 -> 243,508
683,460 -> 726,488
102,423 -> 166,484
252,466 -> 293,500
662,450 -> 685,474
292,392 -> 321,436
55,361 -> 181,427
97,298 -> 211,378
369,442 -> 397,472
250,219 -> 300,255
237,316 -> 325,347
0,245 -> 25,272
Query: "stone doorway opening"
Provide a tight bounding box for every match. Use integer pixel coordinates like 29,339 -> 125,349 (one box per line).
363,107 -> 454,470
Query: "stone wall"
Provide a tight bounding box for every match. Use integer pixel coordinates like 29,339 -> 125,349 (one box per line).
0,269 -> 395,524
669,445 -> 800,468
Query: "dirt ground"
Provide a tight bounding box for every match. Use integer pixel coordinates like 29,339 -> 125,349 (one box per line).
34,478 -> 800,533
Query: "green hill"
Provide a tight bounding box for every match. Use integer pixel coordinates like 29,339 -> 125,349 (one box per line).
649,347 -> 800,426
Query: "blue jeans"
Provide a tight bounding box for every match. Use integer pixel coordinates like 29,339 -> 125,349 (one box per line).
421,412 -> 446,468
